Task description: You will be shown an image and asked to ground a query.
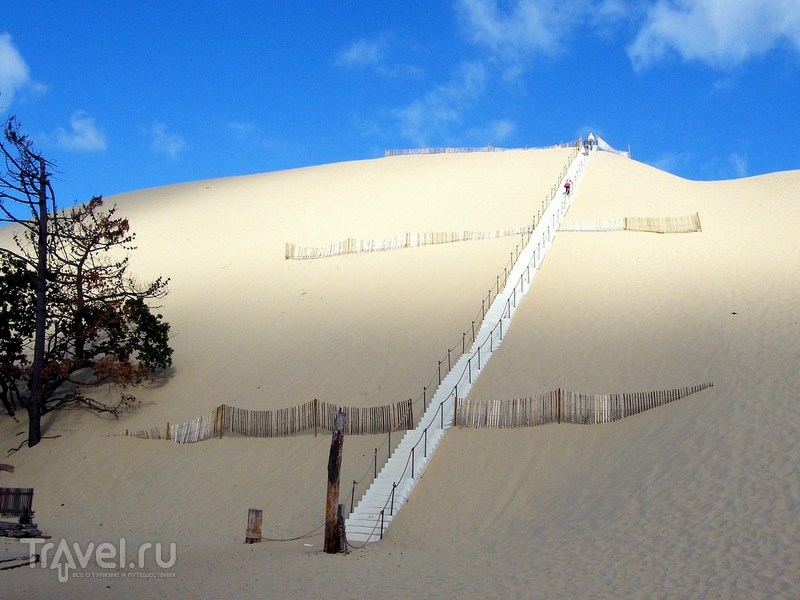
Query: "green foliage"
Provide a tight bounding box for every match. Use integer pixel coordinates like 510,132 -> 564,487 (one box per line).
0,196 -> 173,416
0,255 -> 35,415
107,297 -> 173,370
0,255 -> 34,368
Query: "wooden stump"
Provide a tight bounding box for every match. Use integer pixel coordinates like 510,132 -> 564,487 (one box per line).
245,508 -> 262,544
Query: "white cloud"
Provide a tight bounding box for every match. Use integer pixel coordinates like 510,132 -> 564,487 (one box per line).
455,1 -> 800,72
228,121 -> 257,138
456,0 -> 579,61
335,38 -> 384,69
628,0 -> 800,69
150,122 -> 186,159
490,119 -> 515,140
728,152 -> 747,178
0,32 -> 46,108
649,150 -> 695,174
53,111 -> 106,151
335,36 -> 422,77
455,0 -> 636,76
392,62 -> 486,145
465,119 -> 516,144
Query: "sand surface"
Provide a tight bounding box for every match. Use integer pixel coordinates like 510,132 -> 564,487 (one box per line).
2,149 -> 800,598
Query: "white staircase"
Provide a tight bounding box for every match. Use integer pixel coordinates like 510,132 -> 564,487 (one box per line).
346,147 -> 594,543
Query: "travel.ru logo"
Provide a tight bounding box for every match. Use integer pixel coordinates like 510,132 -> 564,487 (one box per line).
20,537 -> 176,583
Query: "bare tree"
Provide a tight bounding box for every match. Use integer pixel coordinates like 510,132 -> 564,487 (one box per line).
37,196 -> 171,413
1,117 -> 173,447
0,117 -> 55,447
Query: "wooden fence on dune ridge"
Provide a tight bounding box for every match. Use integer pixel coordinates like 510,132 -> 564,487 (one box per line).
457,383 -> 713,428
384,141 -> 582,157
285,227 -> 532,260
286,146 -> 582,261
559,212 -> 702,234
122,399 -> 413,444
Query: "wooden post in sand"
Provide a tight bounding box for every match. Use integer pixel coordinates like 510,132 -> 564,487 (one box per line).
245,508 -> 262,544
557,388 -> 562,424
324,409 -> 346,554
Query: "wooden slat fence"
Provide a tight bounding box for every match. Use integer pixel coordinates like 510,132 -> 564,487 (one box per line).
318,401 -> 412,436
122,399 -> 413,444
287,145 -> 581,261
560,213 -> 702,234
286,227 -> 532,261
384,141 -> 581,157
457,383 -> 713,428
625,213 -> 702,234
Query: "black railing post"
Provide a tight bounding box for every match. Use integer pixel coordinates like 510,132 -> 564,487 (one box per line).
412,447 -> 415,479
380,510 -> 385,539
423,387 -> 426,405
438,361 -> 441,385
424,427 -> 428,457
351,480 -> 356,514
468,357 -> 472,384
462,333 -> 465,354
391,483 -> 396,516
448,348 -> 451,371
440,402 -> 444,429
374,448 -> 377,479
472,321 -> 475,342
478,345 -> 481,370
389,430 -> 391,458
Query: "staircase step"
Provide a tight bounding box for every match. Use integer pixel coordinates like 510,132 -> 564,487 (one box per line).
346,148 -> 593,543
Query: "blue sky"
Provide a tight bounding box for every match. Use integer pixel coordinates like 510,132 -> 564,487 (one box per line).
2,1 -> 799,207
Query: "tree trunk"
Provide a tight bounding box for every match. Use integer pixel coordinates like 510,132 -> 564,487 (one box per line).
27,157 -> 48,448
324,409 -> 346,553
0,381 -> 15,417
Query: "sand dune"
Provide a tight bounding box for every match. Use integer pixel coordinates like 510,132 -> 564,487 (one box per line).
3,149 -> 800,598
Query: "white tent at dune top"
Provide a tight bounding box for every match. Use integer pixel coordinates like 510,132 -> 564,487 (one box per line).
2,145 -> 800,599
